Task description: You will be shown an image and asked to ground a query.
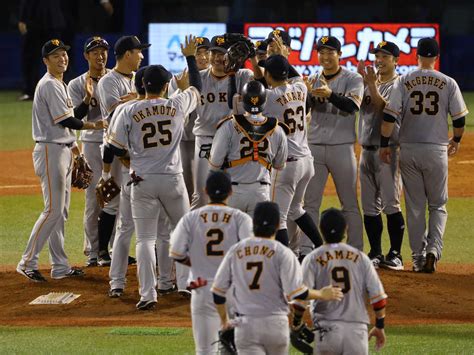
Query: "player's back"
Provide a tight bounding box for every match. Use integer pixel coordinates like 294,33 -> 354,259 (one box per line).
264,80 -> 310,158
181,204 -> 252,282
385,69 -> 468,145
303,243 -> 385,324
97,70 -> 134,121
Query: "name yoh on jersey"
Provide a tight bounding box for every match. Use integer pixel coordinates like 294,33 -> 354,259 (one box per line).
315,249 -> 361,267
133,105 -> 177,123
404,76 -> 447,91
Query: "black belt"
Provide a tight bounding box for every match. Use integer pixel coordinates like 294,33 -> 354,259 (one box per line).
286,157 -> 298,162
36,141 -> 73,148
362,145 -> 379,151
231,181 -> 270,186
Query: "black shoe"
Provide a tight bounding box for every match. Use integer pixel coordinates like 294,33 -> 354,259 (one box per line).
368,254 -> 384,269
136,299 -> 157,310
52,267 -> 85,279
422,252 -> 437,273
98,251 -> 111,267
109,288 -> 124,298
128,256 -> 136,265
17,267 -> 47,282
380,250 -> 404,271
178,289 -> 192,300
157,284 -> 177,296
86,258 -> 98,267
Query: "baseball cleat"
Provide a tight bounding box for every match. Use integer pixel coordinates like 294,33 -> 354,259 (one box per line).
108,288 -> 124,298
136,299 -> 157,310
369,254 -> 384,269
128,256 -> 137,265
412,254 -> 426,272
16,267 -> 47,282
98,252 -> 112,267
52,267 -> 85,279
422,253 -> 437,273
380,251 -> 404,271
178,289 -> 192,300
157,284 -> 177,296
86,258 -> 98,267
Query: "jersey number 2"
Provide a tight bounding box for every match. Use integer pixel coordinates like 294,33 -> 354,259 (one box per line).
206,228 -> 224,256
142,120 -> 172,148
331,266 -> 351,293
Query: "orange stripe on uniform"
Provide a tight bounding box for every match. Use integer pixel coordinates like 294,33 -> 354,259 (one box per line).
271,170 -> 279,201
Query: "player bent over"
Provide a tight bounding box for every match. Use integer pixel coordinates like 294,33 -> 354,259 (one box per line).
170,171 -> 253,354
211,202 -> 343,355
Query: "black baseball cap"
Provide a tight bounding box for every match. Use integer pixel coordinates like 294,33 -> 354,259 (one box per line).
319,208 -> 346,243
143,65 -> 172,93
84,36 -> 110,53
253,202 -> 280,237
266,29 -> 291,47
258,54 -> 289,80
195,37 -> 211,50
370,41 -> 400,57
255,40 -> 268,54
206,171 -> 232,200
134,66 -> 147,95
417,37 -> 439,57
114,36 -> 151,56
42,39 -> 70,57
209,35 -> 229,53
316,36 -> 341,52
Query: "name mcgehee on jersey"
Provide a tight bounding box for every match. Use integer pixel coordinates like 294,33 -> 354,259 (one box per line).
403,75 -> 447,91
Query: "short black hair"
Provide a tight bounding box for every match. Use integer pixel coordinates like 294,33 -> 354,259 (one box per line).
319,208 -> 346,243
253,202 -> 280,237
206,171 -> 232,203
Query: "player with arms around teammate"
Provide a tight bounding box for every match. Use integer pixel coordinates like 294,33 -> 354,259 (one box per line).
68,36 -> 110,267
170,171 -> 253,354
17,39 -> 105,282
357,41 -> 406,270
380,38 -> 468,273
209,80 -> 288,218
211,202 -> 343,355
106,36 -> 202,310
304,36 -> 364,251
297,208 -> 387,354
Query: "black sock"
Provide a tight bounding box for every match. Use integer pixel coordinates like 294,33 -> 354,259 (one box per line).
295,213 -> 323,248
364,214 -> 383,256
275,229 -> 289,246
98,211 -> 116,253
387,211 -> 405,253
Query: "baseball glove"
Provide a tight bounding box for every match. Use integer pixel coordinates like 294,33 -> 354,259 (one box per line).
224,41 -> 251,73
71,154 -> 93,189
95,176 -> 120,208
224,33 -> 256,58
217,328 -> 237,355
290,323 -> 315,354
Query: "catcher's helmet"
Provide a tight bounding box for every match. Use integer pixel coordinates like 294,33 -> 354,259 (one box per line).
242,80 -> 266,114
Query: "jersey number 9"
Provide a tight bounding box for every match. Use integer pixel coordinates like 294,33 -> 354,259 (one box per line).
331,266 -> 351,293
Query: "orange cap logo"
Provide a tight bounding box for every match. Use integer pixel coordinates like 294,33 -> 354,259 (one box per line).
321,37 -> 329,44
51,39 -> 60,46
378,41 -> 387,48
273,29 -> 281,36
250,96 -> 259,105
196,37 -> 204,44
93,36 -> 102,41
216,37 -> 225,45
256,41 -> 261,47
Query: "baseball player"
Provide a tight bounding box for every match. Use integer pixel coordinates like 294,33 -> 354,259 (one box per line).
304,36 -> 364,252
169,171 -> 253,354
208,80 -> 288,218
68,36 -> 110,267
356,41 -> 406,270
211,202 -> 343,355
255,40 -> 268,63
297,207 -> 387,354
106,36 -> 202,310
17,39 -> 105,282
191,34 -> 253,210
168,36 -> 211,296
380,37 -> 468,273
96,35 -> 150,266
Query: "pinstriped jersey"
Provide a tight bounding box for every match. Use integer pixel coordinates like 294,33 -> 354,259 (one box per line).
263,80 -> 311,158
169,204 -> 253,282
307,67 -> 364,145
96,69 -> 135,122
358,75 -> 400,146
302,243 -> 387,324
209,118 -> 288,184
212,237 -> 309,317
384,68 -> 468,145
32,73 -> 76,144
107,87 -> 199,175
193,68 -> 253,137
68,70 -> 110,143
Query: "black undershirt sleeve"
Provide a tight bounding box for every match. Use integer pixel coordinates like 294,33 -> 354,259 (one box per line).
73,102 -> 89,119
58,116 -> 85,130
328,92 -> 359,114
186,56 -> 202,92
453,116 -> 465,128
213,293 -> 226,305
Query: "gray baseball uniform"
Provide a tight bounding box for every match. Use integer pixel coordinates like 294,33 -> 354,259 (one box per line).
358,77 -> 402,216
384,68 -> 468,261
108,86 -> 199,303
302,243 -> 387,354
212,237 -> 309,355
68,71 -> 109,263
18,72 -> 76,277
209,117 -> 288,215
170,204 -> 252,354
191,68 -> 253,209
263,80 -> 315,231
304,67 -> 364,250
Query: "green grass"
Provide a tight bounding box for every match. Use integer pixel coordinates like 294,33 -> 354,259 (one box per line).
0,324 -> 473,354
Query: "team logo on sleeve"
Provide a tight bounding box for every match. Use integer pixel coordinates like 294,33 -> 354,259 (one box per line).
51,39 -> 60,46
216,37 -> 225,45
321,37 -> 329,44
250,96 -> 259,105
